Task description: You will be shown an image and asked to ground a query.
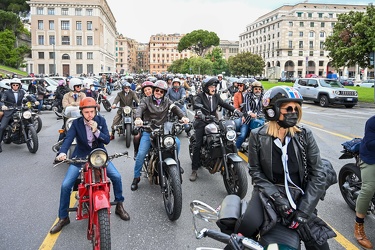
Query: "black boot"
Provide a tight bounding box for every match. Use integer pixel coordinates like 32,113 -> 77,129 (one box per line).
131,177 -> 140,191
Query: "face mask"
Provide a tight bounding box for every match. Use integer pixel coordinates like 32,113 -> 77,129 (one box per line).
173,85 -> 179,89
277,112 -> 298,128
90,87 -> 95,91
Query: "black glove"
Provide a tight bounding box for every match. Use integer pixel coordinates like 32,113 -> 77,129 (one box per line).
289,210 -> 310,229
234,109 -> 243,117
271,192 -> 292,218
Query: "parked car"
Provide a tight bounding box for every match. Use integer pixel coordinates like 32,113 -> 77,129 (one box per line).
293,78 -> 358,108
20,77 -> 58,93
358,79 -> 375,88
339,79 -> 354,86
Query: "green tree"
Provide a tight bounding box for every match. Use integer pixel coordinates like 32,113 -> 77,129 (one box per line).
228,52 -> 264,77
0,29 -> 30,68
205,47 -> 229,75
0,10 -> 23,34
177,29 -> 220,57
0,0 -> 29,14
324,5 -> 375,69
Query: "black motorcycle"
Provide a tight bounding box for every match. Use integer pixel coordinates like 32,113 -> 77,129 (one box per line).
96,87 -> 111,112
167,99 -> 191,137
24,100 -> 42,133
136,119 -> 183,221
189,104 -> 248,199
339,138 -> 375,214
113,106 -> 135,148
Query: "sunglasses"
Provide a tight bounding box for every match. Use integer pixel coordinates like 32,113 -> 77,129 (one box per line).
253,87 -> 262,90
155,88 -> 164,94
280,106 -> 299,113
75,85 -> 82,88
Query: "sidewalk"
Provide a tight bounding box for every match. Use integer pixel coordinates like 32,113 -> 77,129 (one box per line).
357,101 -> 375,108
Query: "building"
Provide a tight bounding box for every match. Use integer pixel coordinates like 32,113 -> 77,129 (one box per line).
148,33 -> 192,74
219,40 -> 239,60
136,43 -> 150,74
116,34 -> 138,74
27,0 -> 117,77
239,3 -> 367,80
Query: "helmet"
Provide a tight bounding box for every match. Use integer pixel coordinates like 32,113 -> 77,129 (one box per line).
141,81 -> 154,90
122,82 -> 131,89
10,78 -> 21,85
172,78 -> 181,85
126,76 -> 134,83
68,78 -> 83,91
153,80 -> 168,91
217,74 -> 223,78
79,97 -> 98,110
251,81 -> 263,90
262,86 -> 303,121
202,77 -> 219,94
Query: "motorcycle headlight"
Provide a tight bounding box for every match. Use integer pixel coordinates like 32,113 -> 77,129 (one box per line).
226,130 -> 236,141
123,106 -> 132,114
66,118 -> 75,130
23,110 -> 32,119
163,136 -> 175,148
89,148 -> 108,168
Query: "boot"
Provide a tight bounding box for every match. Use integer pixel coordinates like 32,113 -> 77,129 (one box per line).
115,202 -> 130,221
110,130 -> 115,140
50,217 -> 70,234
130,177 -> 140,191
189,170 -> 198,182
354,222 -> 373,249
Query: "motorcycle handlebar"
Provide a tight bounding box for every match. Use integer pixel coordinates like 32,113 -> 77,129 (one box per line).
202,229 -> 263,250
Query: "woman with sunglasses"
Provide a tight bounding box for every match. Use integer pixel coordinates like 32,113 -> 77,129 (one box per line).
237,86 -> 335,249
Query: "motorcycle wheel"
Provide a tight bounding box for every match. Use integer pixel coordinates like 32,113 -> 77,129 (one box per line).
339,163 -> 361,211
33,115 -> 42,133
26,126 -> 39,153
188,134 -> 196,161
92,208 -> 111,250
3,131 -> 11,144
125,124 -> 131,148
163,165 -> 182,221
223,162 -> 248,199
102,99 -> 112,112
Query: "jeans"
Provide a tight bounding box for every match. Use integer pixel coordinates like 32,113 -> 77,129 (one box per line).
133,131 -> 181,178
38,99 -> 43,112
58,161 -> 124,219
234,118 -> 242,132
236,122 -> 249,149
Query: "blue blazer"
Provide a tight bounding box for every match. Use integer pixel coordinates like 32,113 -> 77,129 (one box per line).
59,115 -> 110,159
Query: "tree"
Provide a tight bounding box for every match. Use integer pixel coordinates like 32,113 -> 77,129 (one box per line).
228,52 -> 265,77
0,29 -> 30,68
324,5 -> 375,69
177,29 -> 220,57
0,10 -> 23,34
0,0 -> 29,15
205,47 -> 229,75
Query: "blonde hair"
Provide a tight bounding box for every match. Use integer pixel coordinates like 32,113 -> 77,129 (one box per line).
266,103 -> 302,137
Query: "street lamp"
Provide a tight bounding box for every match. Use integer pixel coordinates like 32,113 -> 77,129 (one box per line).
53,42 -> 56,76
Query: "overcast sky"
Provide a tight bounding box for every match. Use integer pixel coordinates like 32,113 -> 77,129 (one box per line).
106,0 -> 370,43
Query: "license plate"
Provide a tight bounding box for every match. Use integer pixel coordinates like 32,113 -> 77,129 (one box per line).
347,98 -> 353,101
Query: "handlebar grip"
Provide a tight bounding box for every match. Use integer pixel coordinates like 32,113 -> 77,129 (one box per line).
204,229 -> 231,245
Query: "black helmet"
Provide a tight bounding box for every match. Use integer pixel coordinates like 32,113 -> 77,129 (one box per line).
202,77 -> 219,94
262,86 -> 303,121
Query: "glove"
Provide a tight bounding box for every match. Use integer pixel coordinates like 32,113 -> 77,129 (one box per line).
289,210 -> 310,229
270,192 -> 292,218
234,109 -> 243,117
56,153 -> 67,161
35,101 -> 40,106
88,120 -> 98,132
111,104 -> 116,109
180,117 -> 189,124
134,118 -> 143,127
1,105 -> 8,111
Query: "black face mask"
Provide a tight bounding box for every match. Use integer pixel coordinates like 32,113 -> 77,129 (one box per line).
277,112 -> 298,128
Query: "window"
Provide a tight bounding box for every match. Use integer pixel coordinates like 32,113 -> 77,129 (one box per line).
87,21 -> 92,30
37,7 -> 44,15
38,52 -> 44,59
321,22 -> 325,28
288,31 -> 293,37
87,36 -> 93,45
310,22 -> 314,27
288,51 -> 292,56
76,21 -> 82,30
61,21 -> 70,30
299,41 -> 303,49
298,60 -> 303,66
76,64 -> 83,74
320,31 -> 325,38
318,13 -> 323,18
328,13 -> 333,18
87,64 -> 93,74
38,35 -> 44,45
289,21 -> 293,27
38,20 -> 43,30
308,13 -> 312,18
309,31 -> 314,37
288,41 -> 293,49
49,64 -> 55,75
309,51 -> 313,56
319,61 -> 324,67
62,8 -> 69,15
297,12 -> 302,17
309,41 -> 314,49
62,54 -> 70,60
49,20 -> 54,30
320,51 -> 324,56
320,41 -> 324,49
49,35 -> 55,45
299,51 -> 303,56
48,8 -> 55,15
299,31 -> 303,37
76,52 -> 82,59
299,22 -> 304,27
61,36 -> 70,45
76,36 -> 82,45
75,8 -> 82,16
86,9 -> 93,16
38,64 -> 45,74
87,52 -> 93,59
49,52 -> 54,59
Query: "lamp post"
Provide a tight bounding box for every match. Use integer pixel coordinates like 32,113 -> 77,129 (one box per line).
53,43 -> 56,76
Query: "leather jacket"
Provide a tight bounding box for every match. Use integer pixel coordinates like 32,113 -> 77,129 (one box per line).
248,124 -> 327,216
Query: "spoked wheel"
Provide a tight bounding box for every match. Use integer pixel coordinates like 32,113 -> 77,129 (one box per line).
92,208 -> 111,250
339,163 -> 361,211
26,126 -> 39,153
102,99 -> 112,112
163,165 -> 182,221
33,115 -> 43,133
223,162 -> 248,199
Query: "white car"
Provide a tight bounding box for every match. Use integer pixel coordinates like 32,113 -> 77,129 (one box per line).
20,77 -> 58,93
358,79 -> 374,88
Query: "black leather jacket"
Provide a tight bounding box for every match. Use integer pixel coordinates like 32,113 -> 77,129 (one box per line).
248,124 -> 327,216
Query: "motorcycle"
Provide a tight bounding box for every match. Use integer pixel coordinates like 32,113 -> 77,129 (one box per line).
54,149 -> 128,250
52,97 -> 64,118
23,100 -> 43,133
339,138 -> 375,214
113,106 -> 135,148
167,99 -> 192,137
190,195 -> 299,250
1,99 -> 39,153
239,114 -> 266,154
136,119 -> 184,221
96,87 -> 112,112
189,104 -> 248,199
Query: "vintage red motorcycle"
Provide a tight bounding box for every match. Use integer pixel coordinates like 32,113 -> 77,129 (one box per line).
54,148 -> 128,249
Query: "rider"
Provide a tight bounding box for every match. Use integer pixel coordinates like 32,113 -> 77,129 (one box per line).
0,78 -> 38,153
227,79 -> 239,96
50,97 -> 130,234
190,77 -> 241,182
130,80 -> 189,191
110,82 -> 139,140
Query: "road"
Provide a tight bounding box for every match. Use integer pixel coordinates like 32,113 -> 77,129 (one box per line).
0,94 -> 373,250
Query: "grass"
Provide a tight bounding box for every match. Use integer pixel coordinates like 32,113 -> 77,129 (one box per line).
0,65 -> 28,77
260,81 -> 375,103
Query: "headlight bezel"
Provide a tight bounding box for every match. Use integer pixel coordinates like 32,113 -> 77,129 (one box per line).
22,110 -> 32,119
123,106 -> 132,114
89,148 -> 108,168
226,130 -> 237,141
163,135 -> 175,149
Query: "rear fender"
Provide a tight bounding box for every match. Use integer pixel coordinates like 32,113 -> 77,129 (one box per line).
93,190 -> 110,211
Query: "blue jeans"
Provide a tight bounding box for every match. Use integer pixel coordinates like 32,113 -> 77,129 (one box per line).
58,161 -> 124,219
38,99 -> 43,112
133,131 -> 181,178
234,118 -> 242,132
236,123 -> 249,149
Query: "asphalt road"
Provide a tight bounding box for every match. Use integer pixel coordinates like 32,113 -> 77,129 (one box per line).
0,93 -> 374,250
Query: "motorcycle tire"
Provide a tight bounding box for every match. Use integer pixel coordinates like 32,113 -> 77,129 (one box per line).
102,99 -> 112,112
163,165 -> 182,221
339,163 -> 361,211
26,126 -> 39,153
223,162 -> 248,199
34,115 -> 43,133
188,134 -> 196,161
93,208 -> 111,250
3,131 -> 11,144
125,124 -> 131,148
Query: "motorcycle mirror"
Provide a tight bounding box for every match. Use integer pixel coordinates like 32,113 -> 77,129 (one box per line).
190,200 -> 218,223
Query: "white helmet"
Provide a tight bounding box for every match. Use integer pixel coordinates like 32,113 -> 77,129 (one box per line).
82,78 -> 94,89
69,78 -> 83,91
172,78 -> 181,84
10,78 -> 22,85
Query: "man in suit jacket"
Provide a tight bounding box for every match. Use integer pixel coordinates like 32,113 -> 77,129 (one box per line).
0,78 -> 38,153
50,97 -> 130,234
190,77 -> 240,181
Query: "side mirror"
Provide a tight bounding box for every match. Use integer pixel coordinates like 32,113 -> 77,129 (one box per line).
190,200 -> 218,238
